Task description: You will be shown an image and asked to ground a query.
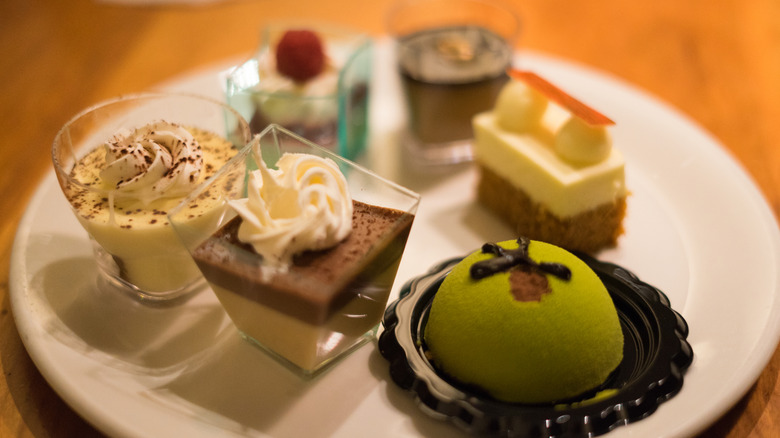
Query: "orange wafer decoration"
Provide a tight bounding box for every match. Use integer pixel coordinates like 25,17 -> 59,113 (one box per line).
509,69 -> 615,126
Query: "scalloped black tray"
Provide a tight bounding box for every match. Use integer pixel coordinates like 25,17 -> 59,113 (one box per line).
379,254 -> 693,437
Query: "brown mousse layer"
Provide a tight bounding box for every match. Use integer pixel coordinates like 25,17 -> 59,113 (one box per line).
193,200 -> 414,325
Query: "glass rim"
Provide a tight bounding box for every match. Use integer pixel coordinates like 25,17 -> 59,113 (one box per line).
168,123 -> 421,222
52,91 -> 252,194
385,0 -> 522,42
254,123 -> 422,208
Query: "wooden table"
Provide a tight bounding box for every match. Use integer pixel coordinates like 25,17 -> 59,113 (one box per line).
1,0 -> 778,436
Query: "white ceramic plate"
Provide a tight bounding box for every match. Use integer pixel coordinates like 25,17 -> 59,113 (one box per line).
10,41 -> 780,438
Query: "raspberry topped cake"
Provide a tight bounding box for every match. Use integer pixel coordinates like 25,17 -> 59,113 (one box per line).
226,24 -> 372,160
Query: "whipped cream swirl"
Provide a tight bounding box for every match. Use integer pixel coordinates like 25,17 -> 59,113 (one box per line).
229,152 -> 353,278
100,121 -> 203,205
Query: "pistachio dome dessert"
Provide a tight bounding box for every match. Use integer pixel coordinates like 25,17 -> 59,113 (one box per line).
473,70 -> 627,253
183,138 -> 418,375
424,237 -> 624,404
61,120 -> 238,294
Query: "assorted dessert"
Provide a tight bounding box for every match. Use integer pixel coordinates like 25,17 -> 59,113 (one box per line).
60,120 -> 238,293
179,139 -> 418,375
473,69 -> 627,253
52,17 -> 694,433
424,237 -> 624,404
379,237 -> 693,436
396,24 -> 512,159
226,25 -> 371,160
249,29 -> 338,144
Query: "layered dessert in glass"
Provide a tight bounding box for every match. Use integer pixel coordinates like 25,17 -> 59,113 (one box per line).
226,23 -> 372,160
52,92 -> 251,301
169,125 -> 419,376
387,0 -> 520,165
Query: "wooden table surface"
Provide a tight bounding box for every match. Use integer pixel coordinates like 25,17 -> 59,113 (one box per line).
1,0 -> 778,436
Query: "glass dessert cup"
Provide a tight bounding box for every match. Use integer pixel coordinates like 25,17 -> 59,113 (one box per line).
169,124 -> 420,377
226,22 -> 373,161
52,92 -> 252,303
387,0 -> 521,166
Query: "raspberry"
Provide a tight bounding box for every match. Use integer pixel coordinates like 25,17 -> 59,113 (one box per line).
275,30 -> 325,82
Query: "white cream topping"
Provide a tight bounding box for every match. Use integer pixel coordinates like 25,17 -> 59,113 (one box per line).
473,105 -> 626,218
100,121 -> 203,205
229,152 -> 353,278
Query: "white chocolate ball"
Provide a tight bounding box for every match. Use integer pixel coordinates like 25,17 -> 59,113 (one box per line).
554,116 -> 612,164
494,80 -> 548,133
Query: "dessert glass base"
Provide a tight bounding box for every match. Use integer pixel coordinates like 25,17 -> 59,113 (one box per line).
90,238 -> 206,303
239,326 -> 379,379
402,133 -> 474,167
170,124 -> 420,377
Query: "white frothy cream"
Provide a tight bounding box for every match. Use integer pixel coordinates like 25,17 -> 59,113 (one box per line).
100,120 -> 203,205
229,152 -> 353,278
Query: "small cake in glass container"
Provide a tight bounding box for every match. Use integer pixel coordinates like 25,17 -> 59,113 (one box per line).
379,237 -> 693,436
52,93 -> 251,301
226,23 -> 372,160
170,124 -> 419,377
386,0 -> 520,166
473,70 -> 627,253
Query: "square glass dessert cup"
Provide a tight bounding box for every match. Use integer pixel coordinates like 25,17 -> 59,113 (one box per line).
225,22 -> 373,161
169,124 -> 420,377
52,92 -> 252,302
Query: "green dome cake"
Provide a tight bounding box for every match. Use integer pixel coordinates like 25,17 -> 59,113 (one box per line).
424,237 -> 624,404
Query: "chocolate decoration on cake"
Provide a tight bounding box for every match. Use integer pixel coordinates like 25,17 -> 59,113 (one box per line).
470,237 -> 572,281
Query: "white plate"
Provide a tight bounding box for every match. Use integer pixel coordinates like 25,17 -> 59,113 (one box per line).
10,41 -> 780,438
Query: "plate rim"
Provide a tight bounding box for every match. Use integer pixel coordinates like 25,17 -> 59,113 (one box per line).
9,44 -> 780,438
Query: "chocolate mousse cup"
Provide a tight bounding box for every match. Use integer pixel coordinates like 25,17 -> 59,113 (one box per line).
225,22 -> 373,161
387,0 -> 520,166
52,93 -> 251,302
169,124 -> 420,377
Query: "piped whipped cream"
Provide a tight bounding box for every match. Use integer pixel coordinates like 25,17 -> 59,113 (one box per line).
100,120 -> 203,205
229,152 -> 353,278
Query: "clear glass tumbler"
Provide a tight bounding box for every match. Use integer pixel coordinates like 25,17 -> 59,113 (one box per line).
387,0 -> 521,166
52,92 -> 251,302
169,124 -> 420,377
